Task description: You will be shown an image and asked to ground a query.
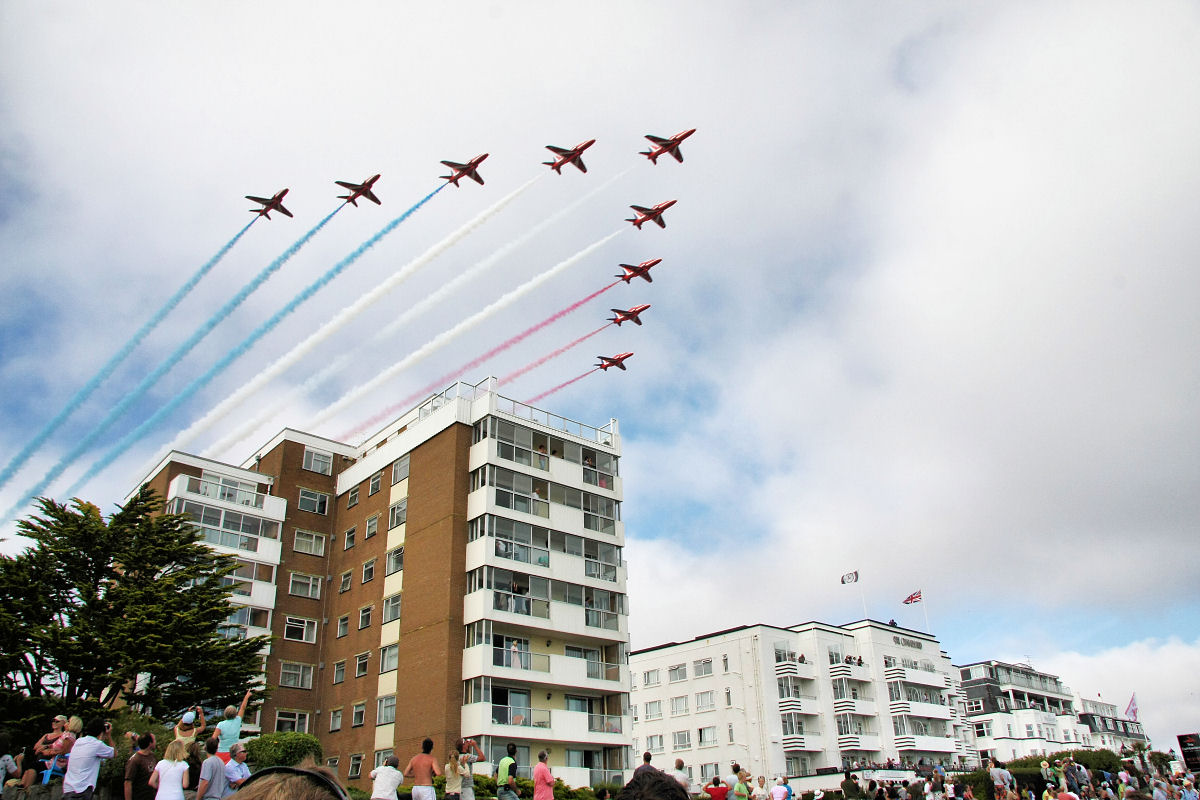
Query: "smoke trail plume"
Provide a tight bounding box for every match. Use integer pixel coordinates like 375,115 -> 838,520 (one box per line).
203,171 -> 625,460
0,219 -> 256,493
344,281 -> 621,440
0,207 -> 343,527
55,187 -> 448,502
498,323 -> 612,386
526,369 -> 598,405
163,176 -> 539,461
307,229 -> 625,435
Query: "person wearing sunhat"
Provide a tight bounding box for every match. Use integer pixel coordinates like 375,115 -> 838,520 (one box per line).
173,707 -> 206,747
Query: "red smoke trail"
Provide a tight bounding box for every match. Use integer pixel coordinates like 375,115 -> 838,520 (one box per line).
526,369 -> 598,405
341,280 -> 622,440
498,324 -> 611,386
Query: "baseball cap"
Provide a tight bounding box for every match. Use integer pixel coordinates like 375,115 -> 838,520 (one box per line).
181,712 -> 196,724
54,715 -> 68,722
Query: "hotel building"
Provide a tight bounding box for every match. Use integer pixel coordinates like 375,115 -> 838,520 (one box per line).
628,621 -> 978,781
129,379 -> 632,788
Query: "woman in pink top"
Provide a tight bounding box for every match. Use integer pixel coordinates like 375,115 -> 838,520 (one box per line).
533,751 -> 553,800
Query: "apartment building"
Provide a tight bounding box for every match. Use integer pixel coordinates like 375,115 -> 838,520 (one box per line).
129,379 -> 632,788
629,621 -> 977,782
959,661 -> 1148,760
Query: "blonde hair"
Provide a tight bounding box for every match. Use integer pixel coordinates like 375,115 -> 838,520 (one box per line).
164,740 -> 189,762
234,763 -> 344,800
66,717 -> 83,735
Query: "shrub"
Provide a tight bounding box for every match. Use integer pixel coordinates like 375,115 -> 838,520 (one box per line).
246,732 -> 323,768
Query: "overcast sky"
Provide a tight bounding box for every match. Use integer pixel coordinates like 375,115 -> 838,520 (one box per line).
1,1 -> 1197,753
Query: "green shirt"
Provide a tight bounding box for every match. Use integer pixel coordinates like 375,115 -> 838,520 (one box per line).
498,756 -> 516,787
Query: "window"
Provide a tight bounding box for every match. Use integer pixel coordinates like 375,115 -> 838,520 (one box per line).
670,695 -> 689,716
339,571 -> 352,592
693,658 -> 713,677
386,547 -> 405,575
344,527 -> 356,549
725,688 -> 732,707
698,726 -> 717,747
374,751 -> 394,769
380,644 -> 398,673
352,703 -> 366,727
701,764 -> 720,781
728,723 -> 735,743
785,756 -> 808,777
294,530 -> 326,556
377,695 -> 396,725
347,486 -> 359,508
356,652 -> 369,677
303,448 -> 333,475
289,572 -> 322,599
391,455 -> 410,484
337,616 -> 349,637
362,559 -> 376,583
645,701 -> 662,720
672,730 -> 692,750
359,606 -> 373,629
365,515 -> 378,539
722,654 -> 729,673
283,616 -> 317,643
329,708 -> 343,731
389,499 -> 407,529
332,661 -> 345,684
275,710 -> 309,733
326,758 -> 339,770
280,662 -> 313,689
643,669 -> 661,687
669,663 -> 687,682
297,489 -> 329,514
966,699 -> 984,713
382,594 -> 402,623
348,754 -> 364,778
696,691 -> 715,711
646,734 -> 664,754
781,713 -> 805,736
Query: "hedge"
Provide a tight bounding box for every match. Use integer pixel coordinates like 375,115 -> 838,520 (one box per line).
246,732 -> 323,768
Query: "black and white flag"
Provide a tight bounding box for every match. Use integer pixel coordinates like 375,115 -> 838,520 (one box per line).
840,571 -> 859,585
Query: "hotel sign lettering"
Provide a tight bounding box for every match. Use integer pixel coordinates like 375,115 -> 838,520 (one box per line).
893,636 -> 924,650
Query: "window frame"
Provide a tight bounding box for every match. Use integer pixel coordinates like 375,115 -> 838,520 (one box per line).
302,448 -> 333,476
297,488 -> 329,515
282,615 -> 318,643
288,572 -> 322,599
293,530 -> 327,557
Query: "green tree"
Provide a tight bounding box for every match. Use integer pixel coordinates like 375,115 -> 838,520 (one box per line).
0,487 -> 270,718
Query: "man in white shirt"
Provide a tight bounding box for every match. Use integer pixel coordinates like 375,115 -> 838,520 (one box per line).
370,756 -> 404,800
62,718 -> 116,800
668,759 -> 692,794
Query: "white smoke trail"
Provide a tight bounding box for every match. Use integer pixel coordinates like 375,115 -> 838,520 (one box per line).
148,175 -> 540,467
303,229 -> 624,432
203,170 -> 627,460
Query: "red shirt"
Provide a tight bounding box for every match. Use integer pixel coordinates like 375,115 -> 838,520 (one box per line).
709,787 -> 731,800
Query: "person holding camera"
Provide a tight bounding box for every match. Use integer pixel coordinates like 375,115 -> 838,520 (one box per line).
62,718 -> 116,800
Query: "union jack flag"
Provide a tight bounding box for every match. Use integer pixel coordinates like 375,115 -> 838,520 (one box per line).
903,590 -> 922,605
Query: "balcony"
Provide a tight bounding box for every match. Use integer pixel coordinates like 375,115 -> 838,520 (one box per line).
554,709 -> 628,744
837,733 -> 881,752
894,734 -> 957,753
902,701 -> 953,721
589,770 -> 627,787
885,665 -> 948,689
491,705 -> 552,729
493,590 -> 551,619
495,539 -> 552,569
778,697 -> 820,715
781,734 -> 823,752
171,474 -> 287,520
588,713 -> 624,735
833,698 -> 878,716
493,647 -> 551,673
463,591 -> 628,642
829,663 -> 873,682
774,660 -> 818,680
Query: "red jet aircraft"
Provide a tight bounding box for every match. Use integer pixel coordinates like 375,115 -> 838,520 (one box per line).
609,304 -> 651,326
543,139 -> 596,174
246,189 -> 292,220
639,128 -> 696,164
615,259 -> 661,284
440,154 -> 489,186
626,200 -> 677,229
336,175 -> 382,206
596,352 -> 634,371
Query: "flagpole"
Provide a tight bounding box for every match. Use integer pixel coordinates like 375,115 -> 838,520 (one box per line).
859,583 -> 869,620
922,594 -> 931,634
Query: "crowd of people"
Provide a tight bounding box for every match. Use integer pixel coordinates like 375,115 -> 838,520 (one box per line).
1,690 -> 253,800
985,757 -> 1199,800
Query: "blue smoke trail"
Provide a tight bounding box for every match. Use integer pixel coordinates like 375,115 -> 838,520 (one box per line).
60,185 -> 445,501
0,219 -> 257,494
0,206 -> 342,526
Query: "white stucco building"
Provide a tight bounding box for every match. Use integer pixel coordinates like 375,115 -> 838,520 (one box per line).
629,621 -> 978,782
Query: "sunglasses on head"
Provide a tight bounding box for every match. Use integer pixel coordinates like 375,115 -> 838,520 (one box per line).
238,766 -> 350,800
